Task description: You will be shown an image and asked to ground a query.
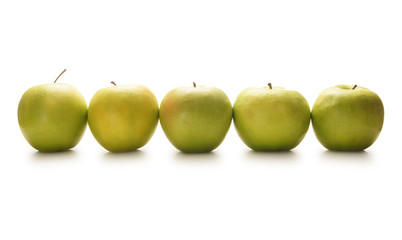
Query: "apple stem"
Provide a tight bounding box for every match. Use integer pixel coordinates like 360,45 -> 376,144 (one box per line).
54,69 -> 67,83
193,82 -> 196,88
268,83 -> 272,89
352,84 -> 357,90
111,81 -> 117,86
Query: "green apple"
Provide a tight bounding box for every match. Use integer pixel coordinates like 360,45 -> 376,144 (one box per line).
18,69 -> 87,152
311,84 -> 384,151
233,83 -> 310,151
88,82 -> 158,152
159,82 -> 232,153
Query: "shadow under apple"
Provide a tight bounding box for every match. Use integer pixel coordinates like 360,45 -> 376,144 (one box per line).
31,149 -> 77,161
173,151 -> 220,163
320,150 -> 373,163
102,150 -> 146,161
245,150 -> 299,162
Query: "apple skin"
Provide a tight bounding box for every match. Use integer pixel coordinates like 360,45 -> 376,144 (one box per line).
159,85 -> 232,153
311,85 -> 384,151
18,83 -> 87,152
233,85 -> 310,151
88,84 -> 158,152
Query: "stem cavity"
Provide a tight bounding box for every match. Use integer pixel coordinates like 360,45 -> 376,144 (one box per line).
54,69 -> 67,83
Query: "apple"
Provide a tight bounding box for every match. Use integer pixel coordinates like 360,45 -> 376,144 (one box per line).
18,69 -> 87,152
311,84 -> 384,151
233,83 -> 310,151
88,82 -> 158,152
159,82 -> 232,153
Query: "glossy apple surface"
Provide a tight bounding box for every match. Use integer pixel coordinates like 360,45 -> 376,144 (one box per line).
88,84 -> 158,152
311,85 -> 384,151
159,83 -> 232,153
233,84 -> 310,151
18,70 -> 87,152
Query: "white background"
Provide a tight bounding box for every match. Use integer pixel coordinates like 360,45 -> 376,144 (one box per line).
1,0 -> 402,239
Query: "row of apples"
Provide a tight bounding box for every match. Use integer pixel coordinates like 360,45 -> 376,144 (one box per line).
18,69 -> 384,153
